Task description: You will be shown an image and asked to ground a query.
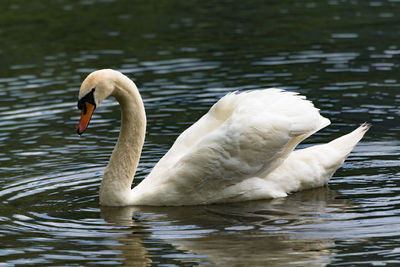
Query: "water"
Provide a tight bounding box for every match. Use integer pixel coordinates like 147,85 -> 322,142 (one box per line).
1,0 -> 399,265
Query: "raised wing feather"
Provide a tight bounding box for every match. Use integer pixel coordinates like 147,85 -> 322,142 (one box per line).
139,89 -> 330,204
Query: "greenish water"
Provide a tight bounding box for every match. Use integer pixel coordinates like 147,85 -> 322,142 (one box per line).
1,0 -> 399,266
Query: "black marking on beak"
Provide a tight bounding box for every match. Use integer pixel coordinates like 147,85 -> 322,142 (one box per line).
78,88 -> 96,114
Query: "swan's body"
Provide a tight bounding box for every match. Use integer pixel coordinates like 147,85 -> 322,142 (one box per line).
77,69 -> 369,206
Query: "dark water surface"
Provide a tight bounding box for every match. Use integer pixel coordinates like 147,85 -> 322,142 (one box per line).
1,0 -> 400,266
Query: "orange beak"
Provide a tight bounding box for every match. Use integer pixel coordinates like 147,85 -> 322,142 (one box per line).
76,102 -> 95,135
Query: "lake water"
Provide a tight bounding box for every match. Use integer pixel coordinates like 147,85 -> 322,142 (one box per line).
1,0 -> 400,266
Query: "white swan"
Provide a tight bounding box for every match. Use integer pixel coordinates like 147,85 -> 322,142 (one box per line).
76,69 -> 369,206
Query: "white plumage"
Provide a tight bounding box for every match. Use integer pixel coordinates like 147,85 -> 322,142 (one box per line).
76,69 -> 369,206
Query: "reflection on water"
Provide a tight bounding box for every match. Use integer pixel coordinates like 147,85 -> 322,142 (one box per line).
1,0 -> 400,265
101,188 -> 346,266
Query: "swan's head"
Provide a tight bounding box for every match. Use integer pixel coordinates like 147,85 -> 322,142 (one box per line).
76,69 -> 118,135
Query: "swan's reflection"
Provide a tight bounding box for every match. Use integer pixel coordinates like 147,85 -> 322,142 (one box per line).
101,187 -> 352,266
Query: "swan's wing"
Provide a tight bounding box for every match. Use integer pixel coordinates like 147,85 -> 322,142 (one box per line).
142,89 -> 330,204
150,91 -> 242,173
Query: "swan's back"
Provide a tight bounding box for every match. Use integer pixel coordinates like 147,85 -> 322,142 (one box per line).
131,89 -> 330,205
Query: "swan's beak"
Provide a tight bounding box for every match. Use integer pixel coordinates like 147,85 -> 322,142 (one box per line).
77,102 -> 95,135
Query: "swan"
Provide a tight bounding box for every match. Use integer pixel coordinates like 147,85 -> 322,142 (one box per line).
76,69 -> 369,206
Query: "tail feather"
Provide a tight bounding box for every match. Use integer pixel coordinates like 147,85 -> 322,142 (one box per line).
328,123 -> 371,156
263,123 -> 370,195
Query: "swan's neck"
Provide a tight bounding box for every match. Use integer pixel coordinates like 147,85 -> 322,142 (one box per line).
99,76 -> 146,206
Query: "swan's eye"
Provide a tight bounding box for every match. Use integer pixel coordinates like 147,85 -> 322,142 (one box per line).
77,88 -> 96,113
77,101 -> 84,110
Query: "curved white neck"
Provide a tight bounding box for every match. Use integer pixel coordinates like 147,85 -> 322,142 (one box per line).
99,74 -> 146,206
